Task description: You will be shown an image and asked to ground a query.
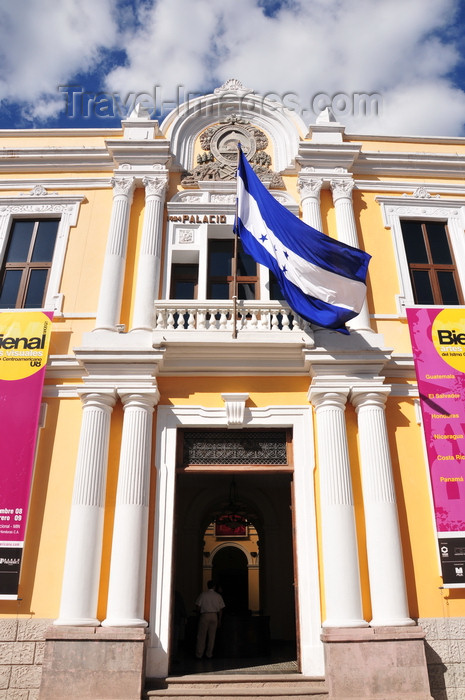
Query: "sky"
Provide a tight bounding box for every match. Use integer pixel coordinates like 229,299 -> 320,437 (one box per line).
1,0 -> 465,136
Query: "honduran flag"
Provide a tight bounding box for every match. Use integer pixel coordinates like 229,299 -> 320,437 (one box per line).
235,146 -> 371,334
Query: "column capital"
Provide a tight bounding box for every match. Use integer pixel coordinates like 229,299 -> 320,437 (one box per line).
308,386 -> 349,409
77,389 -> 117,410
118,389 -> 160,409
350,386 -> 391,411
142,175 -> 168,198
297,176 -> 323,199
111,176 -> 136,198
330,177 -> 355,202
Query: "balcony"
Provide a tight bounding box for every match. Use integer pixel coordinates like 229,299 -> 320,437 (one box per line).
154,299 -> 311,334
151,299 -> 315,375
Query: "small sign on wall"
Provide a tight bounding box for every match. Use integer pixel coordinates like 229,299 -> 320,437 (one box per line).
438,537 -> 465,586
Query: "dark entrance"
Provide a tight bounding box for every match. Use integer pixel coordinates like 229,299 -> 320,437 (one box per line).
171,470 -> 297,673
212,546 -> 248,613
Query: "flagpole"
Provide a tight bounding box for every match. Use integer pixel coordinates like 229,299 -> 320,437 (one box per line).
232,229 -> 238,339
232,144 -> 240,339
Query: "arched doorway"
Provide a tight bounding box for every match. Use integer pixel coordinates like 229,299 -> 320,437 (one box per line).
212,545 -> 248,612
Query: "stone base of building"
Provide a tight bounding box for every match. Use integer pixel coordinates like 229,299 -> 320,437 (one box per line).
38,626 -> 147,700
321,626 -> 433,699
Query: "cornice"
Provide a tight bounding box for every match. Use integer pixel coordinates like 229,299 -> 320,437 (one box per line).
376,194 -> 465,210
105,138 -> 171,169
0,192 -> 86,209
0,147 -> 113,172
353,151 -> 465,178
45,355 -> 83,381
296,142 -> 465,180
297,142 -> 362,173
0,128 -> 122,137
344,132 -> 465,146
0,177 -> 113,190
381,353 -> 416,379
154,337 -> 312,375
353,180 -> 465,197
43,340 -> 417,384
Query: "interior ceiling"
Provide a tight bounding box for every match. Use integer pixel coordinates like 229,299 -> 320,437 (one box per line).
176,471 -> 292,531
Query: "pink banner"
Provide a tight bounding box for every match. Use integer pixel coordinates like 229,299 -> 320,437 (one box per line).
407,307 -> 465,585
407,307 -> 465,532
0,311 -> 53,598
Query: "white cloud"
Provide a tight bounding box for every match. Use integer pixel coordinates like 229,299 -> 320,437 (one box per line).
0,0 -> 118,118
0,0 -> 464,135
361,81 -> 465,137
103,0 -> 465,135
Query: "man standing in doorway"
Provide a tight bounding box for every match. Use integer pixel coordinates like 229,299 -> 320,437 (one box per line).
195,580 -> 225,659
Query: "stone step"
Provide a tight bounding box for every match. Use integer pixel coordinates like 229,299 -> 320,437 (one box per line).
144,674 -> 328,699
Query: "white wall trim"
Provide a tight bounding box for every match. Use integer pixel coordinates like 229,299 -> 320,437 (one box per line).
146,404 -> 323,678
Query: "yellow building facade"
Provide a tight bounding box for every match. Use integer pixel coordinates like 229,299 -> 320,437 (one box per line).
0,80 -> 464,699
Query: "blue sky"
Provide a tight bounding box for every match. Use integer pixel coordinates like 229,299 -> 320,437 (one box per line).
1,0 -> 465,136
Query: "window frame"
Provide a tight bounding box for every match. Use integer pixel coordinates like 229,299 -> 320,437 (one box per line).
0,189 -> 84,314
401,220 -> 464,306
1,218 -> 60,309
207,237 -> 259,301
378,193 -> 465,314
164,188 -> 300,303
170,262 -> 199,299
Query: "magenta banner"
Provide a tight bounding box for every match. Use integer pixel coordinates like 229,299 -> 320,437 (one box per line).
407,307 -> 465,585
0,311 -> 53,598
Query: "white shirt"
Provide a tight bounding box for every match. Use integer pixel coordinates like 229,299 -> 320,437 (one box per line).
195,588 -> 225,613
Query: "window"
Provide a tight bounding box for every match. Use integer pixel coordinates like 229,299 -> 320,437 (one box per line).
207,239 -> 258,300
0,219 -> 59,309
401,220 -> 463,305
170,263 -> 199,299
378,194 -> 465,314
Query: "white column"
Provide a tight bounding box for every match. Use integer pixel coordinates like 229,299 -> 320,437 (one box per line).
55,391 -> 116,625
95,177 -> 136,331
351,388 -> 414,626
298,177 -> 323,231
309,388 -> 367,627
102,390 -> 159,627
330,178 -> 371,332
131,176 -> 168,331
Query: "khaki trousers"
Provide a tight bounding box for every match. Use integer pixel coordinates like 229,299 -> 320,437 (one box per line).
196,612 -> 219,658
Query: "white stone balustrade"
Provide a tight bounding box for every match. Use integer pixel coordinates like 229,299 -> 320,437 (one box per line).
154,300 -> 311,333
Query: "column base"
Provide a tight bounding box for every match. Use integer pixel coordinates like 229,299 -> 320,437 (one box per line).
53,618 -> 100,626
321,626 -> 433,699
370,616 -> 416,627
102,617 -> 148,628
322,618 -> 369,628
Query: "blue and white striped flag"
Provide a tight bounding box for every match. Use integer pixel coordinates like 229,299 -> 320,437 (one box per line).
235,147 -> 371,334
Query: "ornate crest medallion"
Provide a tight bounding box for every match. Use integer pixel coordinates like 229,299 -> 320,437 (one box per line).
181,115 -> 284,187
